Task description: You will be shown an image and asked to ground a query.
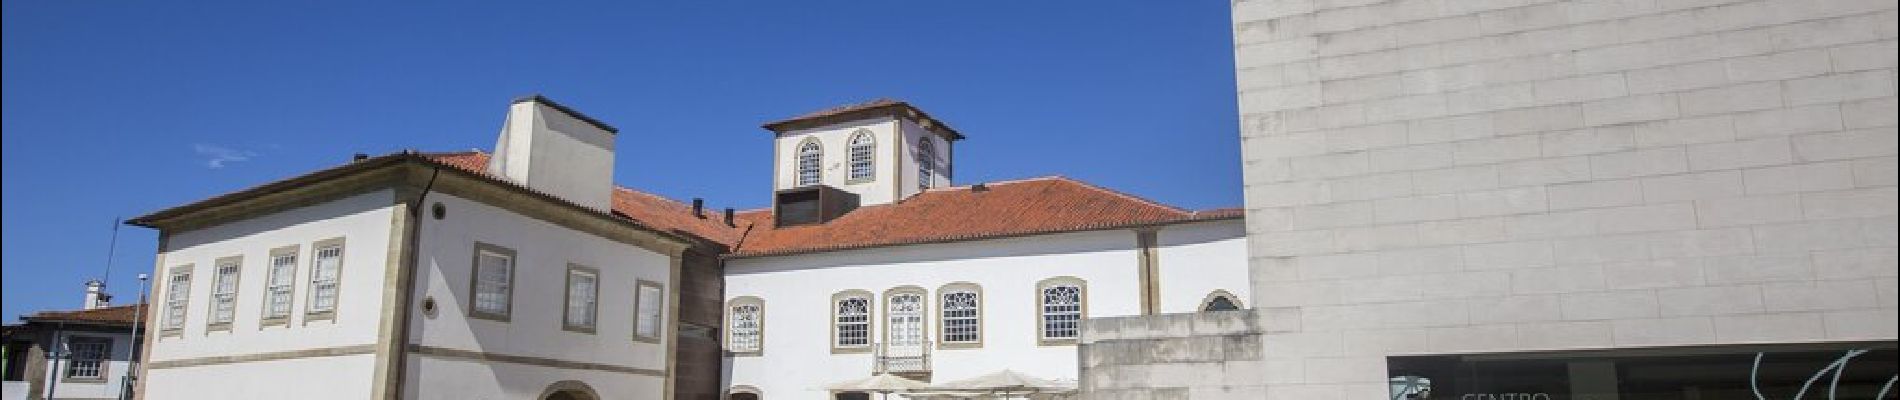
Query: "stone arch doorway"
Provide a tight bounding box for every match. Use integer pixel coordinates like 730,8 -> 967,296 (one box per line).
728,385 -> 764,400
538,380 -> 600,400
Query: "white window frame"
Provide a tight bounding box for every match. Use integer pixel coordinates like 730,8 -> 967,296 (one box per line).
161,265 -> 193,335
563,264 -> 600,333
938,282 -> 983,349
634,280 -> 664,343
847,130 -> 876,182
831,290 -> 873,353
726,296 -> 765,356
207,255 -> 243,330
796,138 -> 823,187
61,336 -> 112,382
1036,276 -> 1086,345
469,242 -> 516,322
262,245 -> 299,325
305,237 -> 347,320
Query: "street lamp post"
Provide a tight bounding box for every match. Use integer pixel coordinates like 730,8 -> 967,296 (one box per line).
121,273 -> 149,400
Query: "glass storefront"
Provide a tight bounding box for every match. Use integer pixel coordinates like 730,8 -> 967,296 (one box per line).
1388,342 -> 1898,400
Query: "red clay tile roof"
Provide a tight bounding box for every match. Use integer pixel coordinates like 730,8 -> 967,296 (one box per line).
24,304 -> 148,326
761,98 -> 966,140
725,176 -> 1240,258
427,152 -> 752,248
432,152 -> 1240,257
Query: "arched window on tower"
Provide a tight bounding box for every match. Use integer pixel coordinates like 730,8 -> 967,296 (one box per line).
848,130 -> 876,182
916,138 -> 936,190
796,138 -> 823,187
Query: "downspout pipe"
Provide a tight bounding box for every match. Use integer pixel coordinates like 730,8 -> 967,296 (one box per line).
386,163 -> 439,399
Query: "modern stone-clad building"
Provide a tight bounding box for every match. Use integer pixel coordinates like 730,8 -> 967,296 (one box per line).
1080,0 -> 1897,398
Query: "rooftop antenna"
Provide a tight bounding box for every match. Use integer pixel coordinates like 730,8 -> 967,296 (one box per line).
98,216 -> 122,304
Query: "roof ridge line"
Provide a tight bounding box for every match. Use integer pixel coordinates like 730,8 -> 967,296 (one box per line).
1046,176 -> 1192,215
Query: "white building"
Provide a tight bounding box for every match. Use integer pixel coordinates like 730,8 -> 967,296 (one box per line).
124,97 -> 1250,400
128,97 -> 693,400
718,100 -> 1251,400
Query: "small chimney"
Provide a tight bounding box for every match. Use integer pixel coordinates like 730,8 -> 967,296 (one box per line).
723,208 -> 736,227
971,183 -> 989,192
486,95 -> 619,211
83,280 -> 107,310
352,153 -> 370,162
692,198 -> 705,218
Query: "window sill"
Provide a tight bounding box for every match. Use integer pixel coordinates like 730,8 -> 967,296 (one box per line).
830,346 -> 873,355
562,325 -> 598,335
632,335 -> 662,344
938,341 -> 984,350
1037,338 -> 1079,347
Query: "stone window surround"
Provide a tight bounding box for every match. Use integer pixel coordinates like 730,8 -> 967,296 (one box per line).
846,129 -> 877,183
205,255 -> 244,333
160,264 -> 193,338
936,282 -> 984,350
725,296 -> 765,357
881,286 -> 929,351
1198,289 -> 1244,312
260,244 -> 301,328
562,264 -> 600,334
303,236 -> 347,324
915,137 -> 936,190
468,242 -> 517,322
1035,276 -> 1088,346
830,289 -> 875,354
632,279 -> 665,343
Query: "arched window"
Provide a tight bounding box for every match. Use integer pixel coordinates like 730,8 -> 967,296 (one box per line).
831,291 -> 873,352
885,287 -> 927,351
1036,277 -> 1087,345
726,296 -> 764,356
796,138 -> 823,187
848,130 -> 876,182
728,385 -> 763,400
1201,290 -> 1243,312
938,282 -> 982,348
915,138 -> 935,190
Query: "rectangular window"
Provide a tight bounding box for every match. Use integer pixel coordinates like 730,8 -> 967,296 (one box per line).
63,336 -> 112,380
728,302 -> 762,354
1040,285 -> 1082,341
208,257 -> 242,327
835,297 -> 870,348
563,265 -> 598,332
470,243 -> 515,320
941,291 -> 980,344
162,266 -> 192,332
634,280 -> 664,342
262,246 -> 298,322
307,238 -> 346,316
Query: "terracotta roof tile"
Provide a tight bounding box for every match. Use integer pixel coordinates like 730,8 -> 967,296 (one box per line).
726,177 -> 1238,257
25,304 -> 147,326
428,152 -> 1238,257
426,151 -> 752,248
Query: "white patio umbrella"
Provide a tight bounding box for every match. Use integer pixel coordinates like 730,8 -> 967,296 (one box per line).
928,370 -> 1076,399
827,373 -> 933,400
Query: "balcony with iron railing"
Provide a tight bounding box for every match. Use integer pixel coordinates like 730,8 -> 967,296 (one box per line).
872,341 -> 932,380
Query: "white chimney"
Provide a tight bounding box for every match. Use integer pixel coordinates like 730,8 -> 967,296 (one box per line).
486,95 -> 618,211
83,280 -> 107,310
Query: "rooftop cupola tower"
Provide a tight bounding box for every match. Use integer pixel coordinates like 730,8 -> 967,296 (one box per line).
486,95 -> 619,211
763,99 -> 964,209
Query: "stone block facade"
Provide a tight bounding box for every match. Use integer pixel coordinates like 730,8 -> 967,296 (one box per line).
1082,0 -> 1895,398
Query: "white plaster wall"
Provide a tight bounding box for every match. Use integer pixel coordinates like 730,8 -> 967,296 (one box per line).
1231,0 -> 1899,396
150,189 -> 396,361
35,331 -> 138,400
404,355 -> 664,400
1155,220 -> 1252,314
898,118 -> 953,197
142,354 -> 375,399
406,192 -> 672,398
724,229 -> 1147,400
775,118 -> 906,205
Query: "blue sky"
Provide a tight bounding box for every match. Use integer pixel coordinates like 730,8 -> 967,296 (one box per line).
1,1 -> 1240,320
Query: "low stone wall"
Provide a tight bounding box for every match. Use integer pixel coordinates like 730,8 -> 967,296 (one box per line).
1077,310 -> 1278,399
